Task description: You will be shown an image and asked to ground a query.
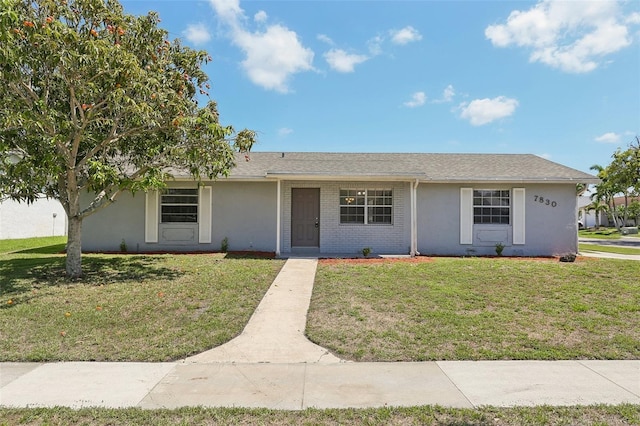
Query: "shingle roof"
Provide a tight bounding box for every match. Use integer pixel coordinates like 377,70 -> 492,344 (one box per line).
225,152 -> 598,183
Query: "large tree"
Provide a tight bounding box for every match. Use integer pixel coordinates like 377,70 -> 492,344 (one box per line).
0,0 -> 255,278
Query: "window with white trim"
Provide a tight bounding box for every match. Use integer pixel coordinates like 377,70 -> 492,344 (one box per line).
473,189 -> 510,224
340,189 -> 392,224
161,189 -> 198,223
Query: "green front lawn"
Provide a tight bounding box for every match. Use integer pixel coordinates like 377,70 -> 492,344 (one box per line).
307,257 -> 640,361
2,240 -> 640,423
0,239 -> 284,362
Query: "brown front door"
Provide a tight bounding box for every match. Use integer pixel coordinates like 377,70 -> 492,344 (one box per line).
291,188 -> 320,247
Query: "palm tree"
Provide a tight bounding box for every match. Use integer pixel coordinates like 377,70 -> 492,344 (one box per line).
587,199 -> 609,229
590,164 -> 619,229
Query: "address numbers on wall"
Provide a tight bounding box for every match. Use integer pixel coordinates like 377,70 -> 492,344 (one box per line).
534,195 -> 557,208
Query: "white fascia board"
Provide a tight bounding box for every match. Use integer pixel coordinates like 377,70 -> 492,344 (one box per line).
423,178 -> 600,185
265,172 -> 425,182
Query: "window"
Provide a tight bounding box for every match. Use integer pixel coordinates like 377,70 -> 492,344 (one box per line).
473,190 -> 510,224
340,189 -> 392,224
161,189 -> 198,223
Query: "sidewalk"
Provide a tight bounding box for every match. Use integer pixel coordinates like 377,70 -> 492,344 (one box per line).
1,258 -> 639,410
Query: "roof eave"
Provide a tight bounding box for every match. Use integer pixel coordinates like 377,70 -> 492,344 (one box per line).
424,177 -> 601,184
265,172 -> 425,181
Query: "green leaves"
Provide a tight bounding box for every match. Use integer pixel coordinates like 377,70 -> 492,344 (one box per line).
1,0 -> 256,206
0,0 -> 256,277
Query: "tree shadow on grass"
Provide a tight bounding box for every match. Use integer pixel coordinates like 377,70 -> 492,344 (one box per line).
223,251 -> 276,259
13,244 -> 67,255
0,255 -> 183,297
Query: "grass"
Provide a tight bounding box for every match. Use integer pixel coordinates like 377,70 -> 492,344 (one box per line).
0,238 -> 284,362
307,257 -> 640,361
0,236 -> 67,254
580,243 -> 640,255
1,404 -> 639,425
2,240 -> 639,423
579,228 -> 622,239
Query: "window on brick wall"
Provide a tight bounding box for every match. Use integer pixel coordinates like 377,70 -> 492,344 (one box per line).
340,189 -> 392,224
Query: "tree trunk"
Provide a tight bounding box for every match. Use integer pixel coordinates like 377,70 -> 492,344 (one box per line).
66,215 -> 83,279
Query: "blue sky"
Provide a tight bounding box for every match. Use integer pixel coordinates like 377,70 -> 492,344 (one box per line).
122,0 -> 640,175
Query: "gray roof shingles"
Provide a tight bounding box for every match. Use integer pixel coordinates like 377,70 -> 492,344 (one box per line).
225,152 -> 598,183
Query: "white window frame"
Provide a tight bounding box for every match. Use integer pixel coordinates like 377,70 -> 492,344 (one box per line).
340,188 -> 393,225
473,189 -> 511,225
161,188 -> 199,223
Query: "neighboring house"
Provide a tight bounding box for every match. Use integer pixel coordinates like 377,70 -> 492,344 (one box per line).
0,196 -> 67,239
82,152 -> 599,257
577,196 -> 598,228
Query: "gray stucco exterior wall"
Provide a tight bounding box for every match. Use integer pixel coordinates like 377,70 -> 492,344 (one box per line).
210,181 -> 277,252
81,190 -> 146,252
82,181 -> 277,253
416,183 -> 579,256
82,179 -> 580,257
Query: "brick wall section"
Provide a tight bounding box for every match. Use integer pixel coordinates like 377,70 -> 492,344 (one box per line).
282,181 -> 410,255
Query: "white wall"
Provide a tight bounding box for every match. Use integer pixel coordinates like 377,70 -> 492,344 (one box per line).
0,197 -> 67,239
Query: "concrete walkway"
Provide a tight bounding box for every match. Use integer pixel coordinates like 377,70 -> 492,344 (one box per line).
186,258 -> 340,364
1,258 -> 639,410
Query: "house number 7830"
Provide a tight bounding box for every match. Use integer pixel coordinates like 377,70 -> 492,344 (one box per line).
534,195 -> 557,207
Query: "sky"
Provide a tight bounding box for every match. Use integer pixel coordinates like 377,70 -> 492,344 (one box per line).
121,0 -> 640,175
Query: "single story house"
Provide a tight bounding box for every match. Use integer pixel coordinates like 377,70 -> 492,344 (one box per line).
82,152 -> 599,257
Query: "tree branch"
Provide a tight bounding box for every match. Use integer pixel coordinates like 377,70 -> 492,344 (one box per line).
79,164 -> 152,218
75,115 -> 122,169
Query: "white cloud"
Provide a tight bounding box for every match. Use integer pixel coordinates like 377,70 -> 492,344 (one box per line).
485,0 -> 638,73
235,26 -> 315,92
208,0 -> 314,93
442,85 -> 455,102
404,91 -> 427,108
278,127 -> 293,136
183,23 -> 211,45
627,12 -> 640,24
367,35 -> 384,56
324,49 -> 368,73
254,10 -> 268,23
317,34 -> 334,45
459,96 -> 519,126
538,153 -> 552,160
595,132 -> 621,143
209,0 -> 243,22
390,26 -> 422,45
433,84 -> 455,103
